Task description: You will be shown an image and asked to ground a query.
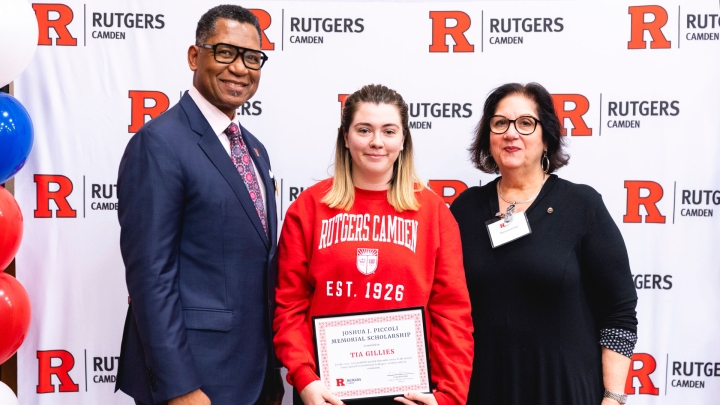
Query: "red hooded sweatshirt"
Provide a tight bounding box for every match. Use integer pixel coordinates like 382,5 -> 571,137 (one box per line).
273,179 -> 473,405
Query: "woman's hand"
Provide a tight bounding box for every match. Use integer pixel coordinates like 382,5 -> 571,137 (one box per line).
600,347 -> 631,405
299,380 -> 344,405
394,391 -> 438,405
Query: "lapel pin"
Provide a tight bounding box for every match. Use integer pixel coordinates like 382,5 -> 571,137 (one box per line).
253,148 -> 260,157
547,207 -> 554,214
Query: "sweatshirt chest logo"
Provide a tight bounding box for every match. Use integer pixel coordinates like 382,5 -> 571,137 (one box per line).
356,248 -> 378,275
318,213 -> 419,253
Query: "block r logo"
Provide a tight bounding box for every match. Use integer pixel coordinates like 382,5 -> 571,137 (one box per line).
428,180 -> 468,206
624,180 -> 666,223
33,4 -> 78,46
34,174 -> 76,218
128,91 -> 170,133
429,11 -> 474,53
628,6 -> 671,49
625,353 -> 660,395
551,94 -> 592,136
338,94 -> 349,115
249,9 -> 275,51
37,350 -> 80,393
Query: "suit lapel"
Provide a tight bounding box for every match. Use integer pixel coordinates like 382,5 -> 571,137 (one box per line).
241,126 -> 277,247
180,94 -> 270,248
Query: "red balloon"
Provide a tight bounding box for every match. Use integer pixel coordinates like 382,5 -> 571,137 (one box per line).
0,186 -> 23,271
0,272 -> 31,365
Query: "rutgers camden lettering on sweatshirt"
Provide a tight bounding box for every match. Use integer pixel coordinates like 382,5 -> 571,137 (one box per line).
273,179 -> 473,405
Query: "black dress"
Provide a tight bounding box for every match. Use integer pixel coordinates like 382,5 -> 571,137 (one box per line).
450,175 -> 638,405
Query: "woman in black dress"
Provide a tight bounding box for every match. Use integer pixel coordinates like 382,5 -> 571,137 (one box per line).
450,83 -> 638,405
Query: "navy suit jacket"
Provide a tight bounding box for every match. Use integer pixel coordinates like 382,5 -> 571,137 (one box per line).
116,93 -> 279,405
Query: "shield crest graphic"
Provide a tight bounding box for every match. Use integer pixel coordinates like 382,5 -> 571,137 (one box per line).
356,248 -> 378,275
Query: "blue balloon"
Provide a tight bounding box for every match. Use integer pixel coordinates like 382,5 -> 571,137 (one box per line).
0,93 -> 34,184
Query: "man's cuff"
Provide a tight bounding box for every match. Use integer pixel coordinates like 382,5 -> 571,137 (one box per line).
146,348 -> 201,403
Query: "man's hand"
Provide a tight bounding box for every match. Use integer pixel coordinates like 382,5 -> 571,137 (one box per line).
394,392 -> 438,405
168,389 -> 211,405
299,380 -> 343,405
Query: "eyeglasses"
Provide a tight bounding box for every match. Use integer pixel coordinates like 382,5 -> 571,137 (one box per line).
199,43 -> 268,70
489,115 -> 541,135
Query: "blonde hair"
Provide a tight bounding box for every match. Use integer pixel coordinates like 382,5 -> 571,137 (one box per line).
322,84 -> 424,212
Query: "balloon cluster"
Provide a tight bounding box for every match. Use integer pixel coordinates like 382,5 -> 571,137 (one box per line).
0,0 -> 38,400
0,186 -> 31,366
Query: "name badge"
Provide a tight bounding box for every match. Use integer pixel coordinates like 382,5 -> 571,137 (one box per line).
485,211 -> 532,248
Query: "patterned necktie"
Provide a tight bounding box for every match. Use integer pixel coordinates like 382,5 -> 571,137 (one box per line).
225,122 -> 268,236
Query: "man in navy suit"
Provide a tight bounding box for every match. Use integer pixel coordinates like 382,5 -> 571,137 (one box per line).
116,5 -> 281,405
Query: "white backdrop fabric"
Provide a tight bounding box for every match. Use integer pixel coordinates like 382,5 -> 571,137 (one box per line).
13,0 -> 720,404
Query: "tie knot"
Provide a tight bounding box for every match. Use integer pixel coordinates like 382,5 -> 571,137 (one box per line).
225,122 -> 240,137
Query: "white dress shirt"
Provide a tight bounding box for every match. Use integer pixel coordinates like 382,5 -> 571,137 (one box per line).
188,86 -> 267,208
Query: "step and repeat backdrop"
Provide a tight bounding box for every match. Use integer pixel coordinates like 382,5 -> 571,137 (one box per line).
12,0 -> 720,404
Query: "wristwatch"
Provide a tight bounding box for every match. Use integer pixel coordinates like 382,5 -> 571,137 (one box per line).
603,390 -> 627,404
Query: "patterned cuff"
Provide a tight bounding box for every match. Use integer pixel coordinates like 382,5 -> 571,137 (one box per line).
599,328 -> 637,358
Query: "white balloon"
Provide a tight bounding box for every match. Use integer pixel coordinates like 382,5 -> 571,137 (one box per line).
0,0 -> 39,88
0,381 -> 20,405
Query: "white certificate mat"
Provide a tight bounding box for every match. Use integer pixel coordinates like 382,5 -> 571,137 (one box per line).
313,307 -> 431,400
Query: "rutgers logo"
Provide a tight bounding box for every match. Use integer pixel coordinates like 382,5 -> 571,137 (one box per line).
625,353 -> 661,395
33,4 -> 78,46
37,350 -> 80,393
428,180 -> 468,206
34,174 -> 76,218
249,9 -> 275,51
628,6 -> 672,49
551,94 -> 592,136
338,94 -> 349,115
128,90 -> 170,133
624,180 -> 666,223
429,11 -> 474,52
356,248 -> 378,275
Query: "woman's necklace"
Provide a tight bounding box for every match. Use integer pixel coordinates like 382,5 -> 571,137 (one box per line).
497,174 -> 548,223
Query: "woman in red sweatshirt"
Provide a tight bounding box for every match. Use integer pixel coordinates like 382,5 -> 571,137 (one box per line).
273,84 -> 473,405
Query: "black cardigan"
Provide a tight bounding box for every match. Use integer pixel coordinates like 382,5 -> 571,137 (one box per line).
450,175 -> 638,405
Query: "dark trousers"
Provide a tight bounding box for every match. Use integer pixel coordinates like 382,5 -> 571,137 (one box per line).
135,367 -> 277,405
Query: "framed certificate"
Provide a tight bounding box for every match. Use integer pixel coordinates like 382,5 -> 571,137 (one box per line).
312,307 -> 431,401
